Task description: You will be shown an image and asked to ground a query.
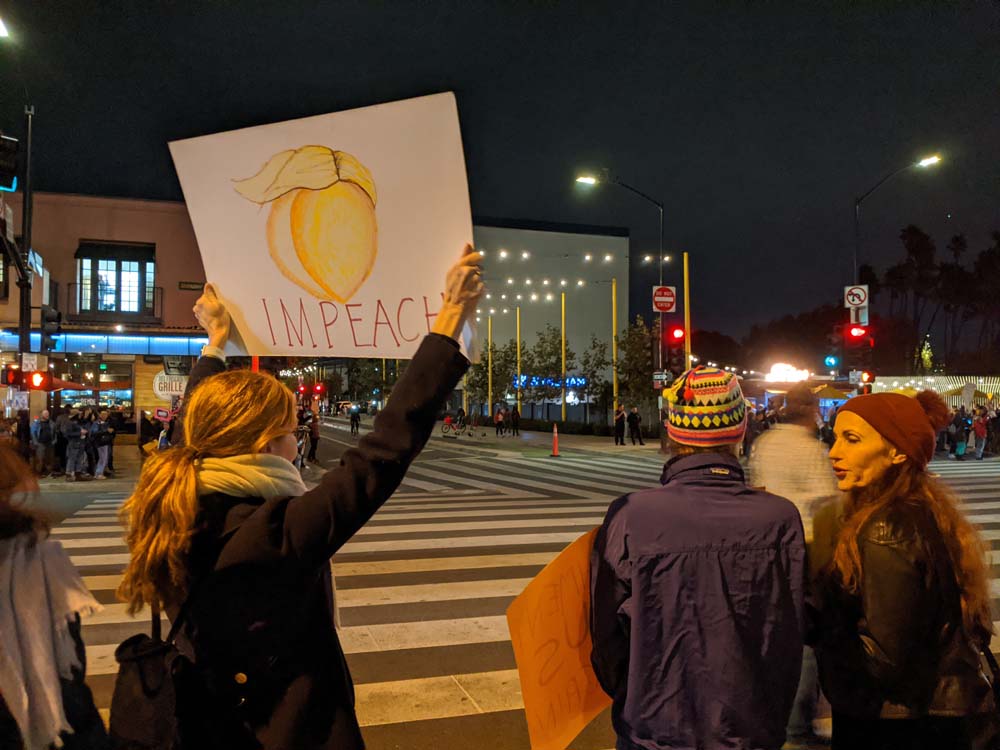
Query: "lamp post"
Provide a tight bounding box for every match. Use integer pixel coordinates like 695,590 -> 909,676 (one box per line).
561,291 -> 567,422
515,305 -> 522,414
853,154 -> 941,284
576,170 -> 665,371
0,16 -> 35,358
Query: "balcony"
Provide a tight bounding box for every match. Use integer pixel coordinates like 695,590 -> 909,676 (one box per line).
67,283 -> 163,324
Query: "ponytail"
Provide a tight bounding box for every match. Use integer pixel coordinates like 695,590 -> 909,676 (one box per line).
118,446 -> 200,614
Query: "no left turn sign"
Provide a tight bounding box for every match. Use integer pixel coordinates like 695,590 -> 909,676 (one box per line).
652,285 -> 677,313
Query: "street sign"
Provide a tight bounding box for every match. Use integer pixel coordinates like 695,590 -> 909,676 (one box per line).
652,370 -> 669,381
850,305 -> 870,326
21,354 -> 37,371
652,285 -> 677,313
844,285 -> 868,308
848,370 -> 861,385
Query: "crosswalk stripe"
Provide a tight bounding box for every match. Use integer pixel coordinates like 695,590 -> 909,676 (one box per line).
353,517 -> 601,536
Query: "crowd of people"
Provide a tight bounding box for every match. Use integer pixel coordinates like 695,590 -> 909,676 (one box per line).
1,245 -> 999,750
0,406 -> 126,481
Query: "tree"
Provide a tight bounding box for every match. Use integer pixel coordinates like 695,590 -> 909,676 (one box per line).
617,316 -> 654,414
528,325 -> 576,422
577,335 -> 610,424
345,359 -> 380,402
325,371 -> 344,399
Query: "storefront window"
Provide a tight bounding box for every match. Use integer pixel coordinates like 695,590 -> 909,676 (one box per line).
97,259 -> 117,311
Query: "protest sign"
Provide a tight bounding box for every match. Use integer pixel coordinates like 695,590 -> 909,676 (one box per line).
169,92 -> 476,358
506,528 -> 611,750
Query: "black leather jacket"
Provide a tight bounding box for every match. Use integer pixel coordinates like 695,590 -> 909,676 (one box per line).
812,499 -> 996,720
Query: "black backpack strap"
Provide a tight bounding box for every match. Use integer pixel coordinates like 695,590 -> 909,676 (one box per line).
150,580 -> 202,645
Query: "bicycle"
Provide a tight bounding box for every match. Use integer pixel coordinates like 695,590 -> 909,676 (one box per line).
293,425 -> 311,470
441,418 -> 469,438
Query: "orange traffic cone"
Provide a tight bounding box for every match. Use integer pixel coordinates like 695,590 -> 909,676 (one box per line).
550,423 -> 560,457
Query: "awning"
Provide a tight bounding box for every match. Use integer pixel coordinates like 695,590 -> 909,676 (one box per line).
943,386 -> 990,399
52,377 -> 89,391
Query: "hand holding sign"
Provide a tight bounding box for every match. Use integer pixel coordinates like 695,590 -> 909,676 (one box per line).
430,244 -> 485,342
193,282 -> 232,349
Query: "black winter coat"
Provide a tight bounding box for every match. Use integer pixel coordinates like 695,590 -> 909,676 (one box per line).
811,499 -> 997,725
172,334 -> 468,750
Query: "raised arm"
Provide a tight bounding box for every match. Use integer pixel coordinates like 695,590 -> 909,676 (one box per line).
220,245 -> 484,570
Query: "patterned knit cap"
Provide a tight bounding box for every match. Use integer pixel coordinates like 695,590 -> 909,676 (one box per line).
665,366 -> 748,447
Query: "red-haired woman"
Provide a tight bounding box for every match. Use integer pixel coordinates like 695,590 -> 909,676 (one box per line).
813,390 -> 999,749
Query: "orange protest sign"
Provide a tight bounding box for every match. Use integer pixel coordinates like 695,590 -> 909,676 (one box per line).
506,527 -> 611,750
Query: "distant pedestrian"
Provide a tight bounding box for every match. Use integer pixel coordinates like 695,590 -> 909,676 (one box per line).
116,246 -> 479,749
349,407 -> 361,436
591,366 -> 805,750
30,409 -> 55,476
613,405 -> 626,445
495,407 -> 505,437
89,410 -> 115,479
63,410 -> 90,482
972,406 -> 988,460
748,383 -> 838,743
814,391 -> 997,749
626,406 -> 645,446
510,406 -> 520,437
308,414 -> 321,463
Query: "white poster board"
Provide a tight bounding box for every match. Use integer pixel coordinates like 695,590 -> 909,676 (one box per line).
169,92 -> 475,358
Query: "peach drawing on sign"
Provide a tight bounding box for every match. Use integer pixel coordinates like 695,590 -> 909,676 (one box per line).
234,146 -> 378,302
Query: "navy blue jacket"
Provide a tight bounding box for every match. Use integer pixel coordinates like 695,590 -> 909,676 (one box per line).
590,452 -> 806,750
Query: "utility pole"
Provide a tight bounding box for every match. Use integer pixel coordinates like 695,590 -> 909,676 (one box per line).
18,105 -> 34,357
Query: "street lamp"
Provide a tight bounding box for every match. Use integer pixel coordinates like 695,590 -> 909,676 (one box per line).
576,169 -> 665,369
853,153 -> 942,284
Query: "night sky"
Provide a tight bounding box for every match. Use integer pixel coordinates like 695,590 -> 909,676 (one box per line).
2,1 -> 998,335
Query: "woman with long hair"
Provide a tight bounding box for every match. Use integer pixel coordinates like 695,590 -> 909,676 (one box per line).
116,245 -> 482,750
813,390 -> 998,749
0,444 -> 106,750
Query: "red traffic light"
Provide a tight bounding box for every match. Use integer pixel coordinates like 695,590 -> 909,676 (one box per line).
297,384 -> 306,394
314,383 -> 324,393
27,371 -> 52,390
669,326 -> 685,341
860,370 -> 874,384
2,367 -> 21,387
848,326 -> 868,339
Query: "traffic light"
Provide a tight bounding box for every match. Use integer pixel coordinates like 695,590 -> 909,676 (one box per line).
0,134 -> 17,193
2,366 -> 23,388
844,324 -> 874,371
26,371 -> 52,390
825,325 -> 843,373
40,304 -> 62,353
666,325 -> 686,378
297,384 -> 307,394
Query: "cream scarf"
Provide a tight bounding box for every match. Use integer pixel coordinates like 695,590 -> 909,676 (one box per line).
195,453 -> 308,499
0,535 -> 102,749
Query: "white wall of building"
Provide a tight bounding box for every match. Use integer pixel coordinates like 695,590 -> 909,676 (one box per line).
472,221 -> 629,410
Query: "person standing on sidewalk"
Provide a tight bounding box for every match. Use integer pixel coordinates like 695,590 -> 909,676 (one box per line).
308,413 -> 321,464
748,383 -> 839,744
626,406 -> 645,446
30,409 -> 55,477
813,391 -> 997,749
509,405 -> 520,437
89,411 -> 115,480
591,366 -> 806,750
495,406 -> 505,437
972,407 -> 988,460
613,405 -> 626,446
63,410 -> 89,482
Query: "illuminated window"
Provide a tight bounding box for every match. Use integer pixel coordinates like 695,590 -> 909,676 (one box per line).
74,241 -> 157,317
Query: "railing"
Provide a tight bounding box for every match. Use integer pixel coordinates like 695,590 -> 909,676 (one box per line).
66,283 -> 163,323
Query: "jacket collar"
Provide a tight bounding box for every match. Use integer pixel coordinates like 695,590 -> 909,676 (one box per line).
660,451 -> 745,485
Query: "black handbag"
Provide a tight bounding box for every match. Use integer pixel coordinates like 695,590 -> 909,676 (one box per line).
109,599 -> 195,750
